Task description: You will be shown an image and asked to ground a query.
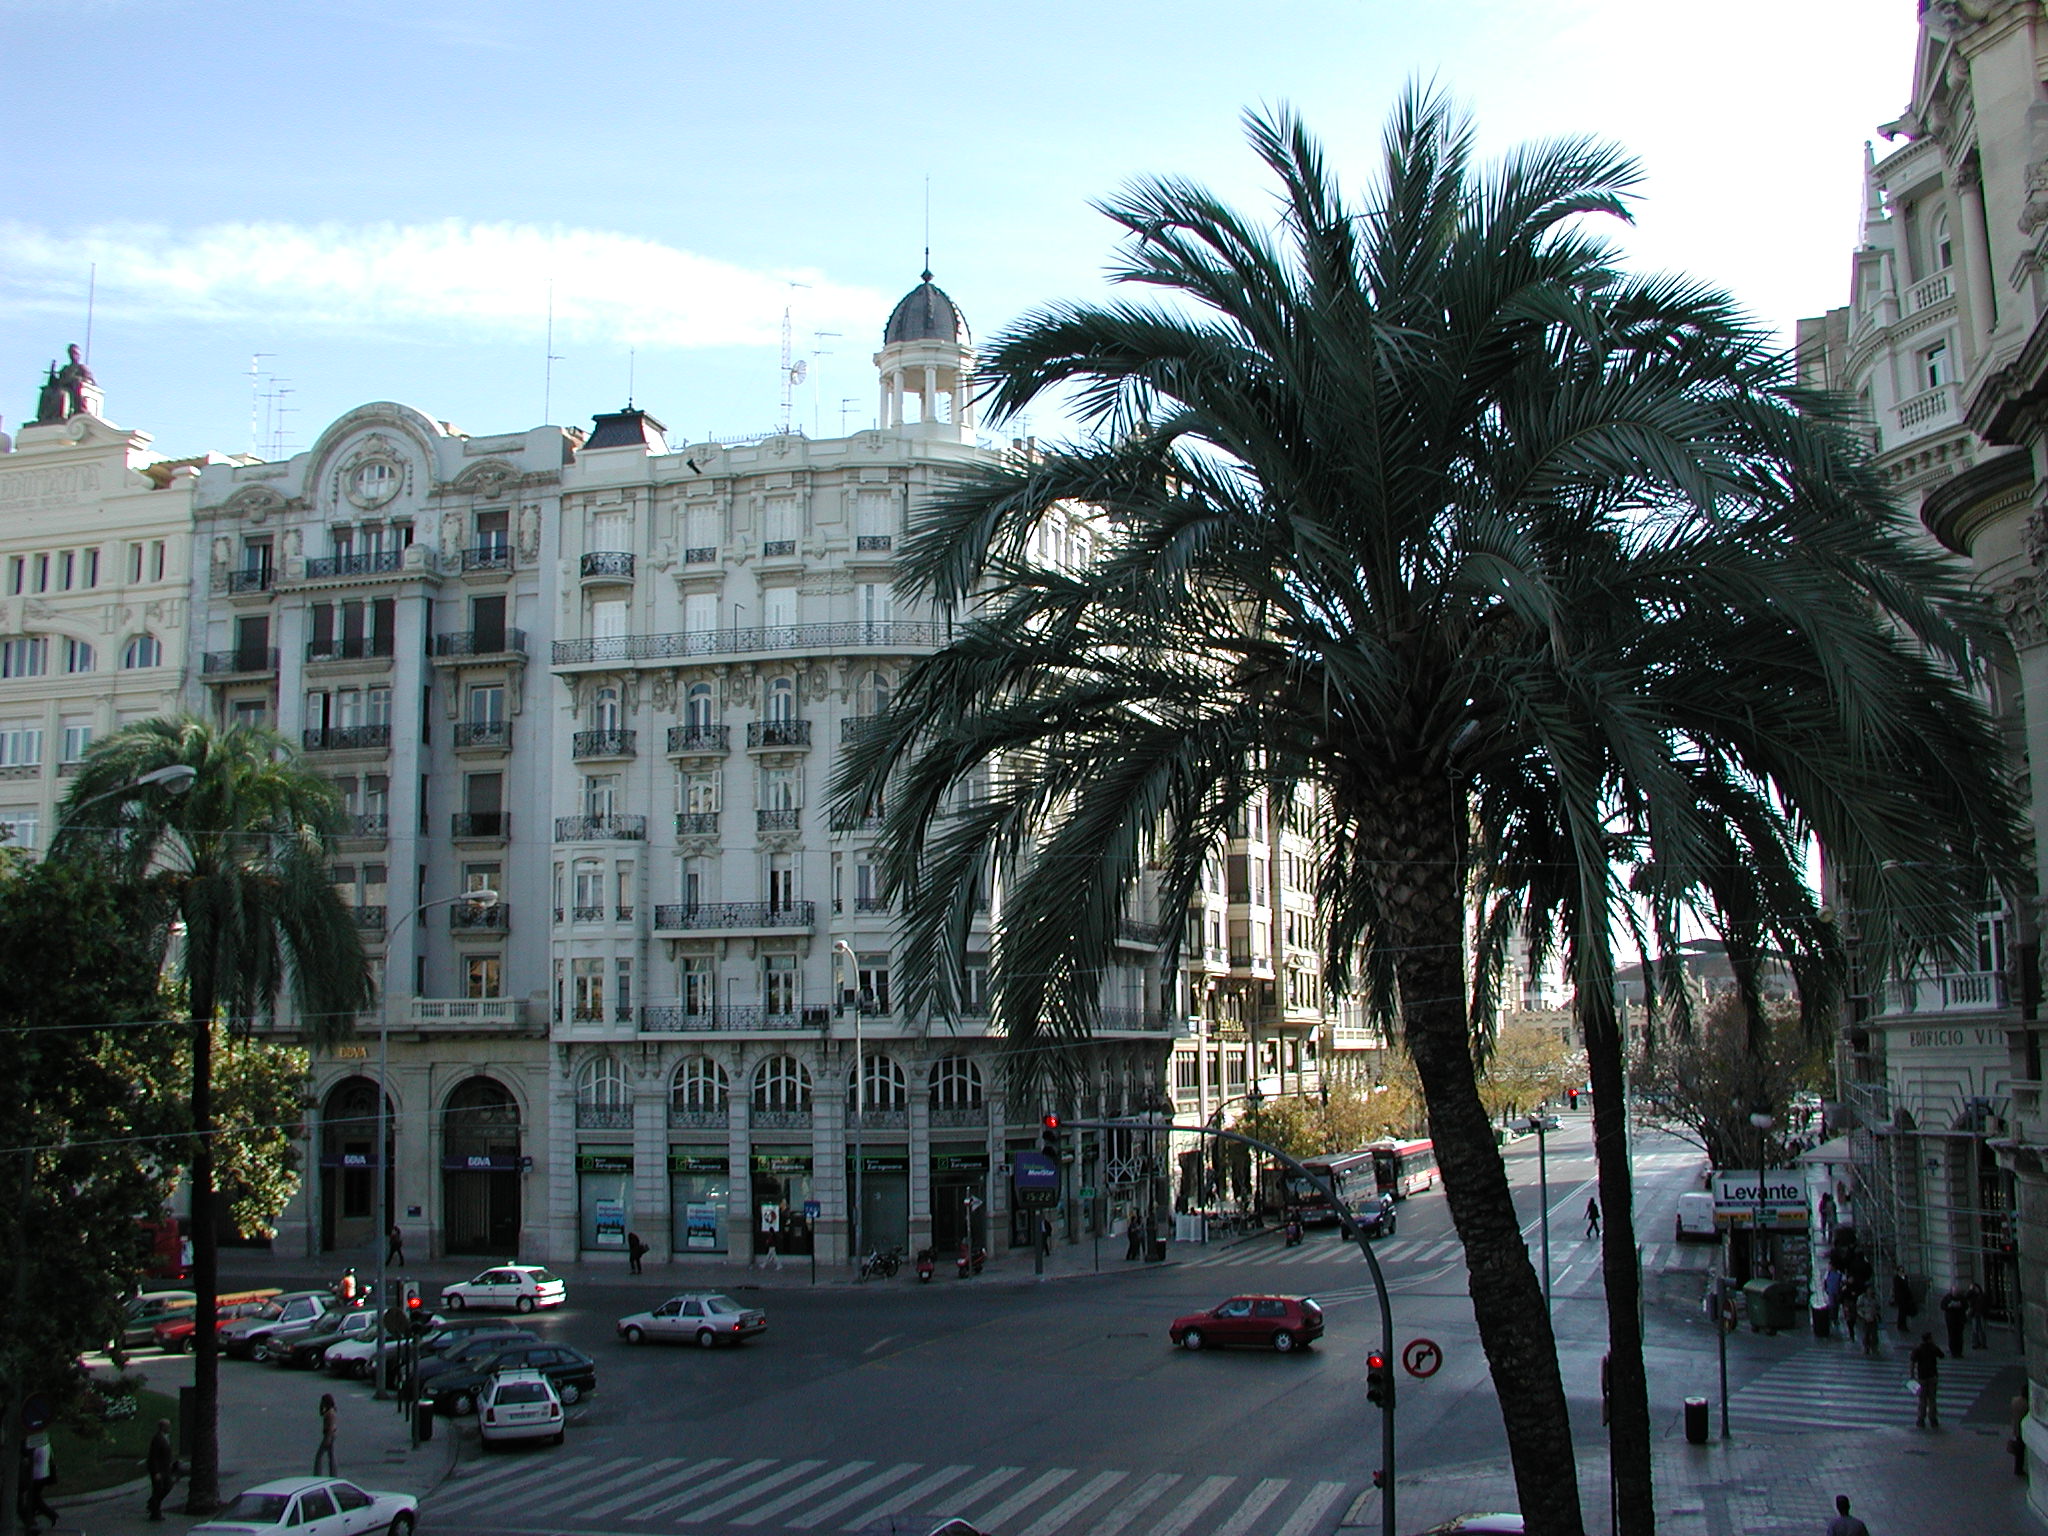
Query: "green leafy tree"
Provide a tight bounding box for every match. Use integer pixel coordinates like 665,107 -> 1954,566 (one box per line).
837,93 -> 2020,1535
1632,995 -> 1828,1168
1475,1024 -> 1584,1126
54,718 -> 374,1512
0,856 -> 183,1527
207,1026 -> 313,1241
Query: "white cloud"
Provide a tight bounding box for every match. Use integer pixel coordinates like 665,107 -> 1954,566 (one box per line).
0,219 -> 882,349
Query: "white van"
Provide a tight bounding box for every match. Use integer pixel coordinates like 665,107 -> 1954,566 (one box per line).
1674,1192 -> 1718,1242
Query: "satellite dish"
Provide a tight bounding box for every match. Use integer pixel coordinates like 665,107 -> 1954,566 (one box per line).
789,360 -> 808,385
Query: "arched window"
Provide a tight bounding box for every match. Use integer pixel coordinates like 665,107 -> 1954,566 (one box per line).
685,682 -> 715,732
1933,208 -> 1954,271
751,1054 -> 811,1113
848,1052 -> 907,1110
122,634 -> 162,669
856,670 -> 891,719
670,1056 -> 729,1114
62,638 -> 94,674
928,1055 -> 984,1109
592,685 -> 621,731
443,1076 -> 521,1159
575,1054 -> 628,1111
766,675 -> 796,723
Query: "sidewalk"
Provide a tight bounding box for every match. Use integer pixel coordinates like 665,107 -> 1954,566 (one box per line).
56,1352 -> 454,1536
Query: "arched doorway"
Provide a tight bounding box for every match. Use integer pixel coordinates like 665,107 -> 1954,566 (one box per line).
319,1076 -> 392,1253
442,1076 -> 523,1256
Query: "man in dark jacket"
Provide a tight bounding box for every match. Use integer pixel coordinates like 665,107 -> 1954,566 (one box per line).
145,1418 -> 177,1520
1891,1265 -> 1916,1333
1911,1332 -> 1945,1428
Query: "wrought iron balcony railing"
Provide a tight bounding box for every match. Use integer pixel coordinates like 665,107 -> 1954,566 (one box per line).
676,812 -> 719,835
450,901 -> 510,932
855,535 -> 893,552
303,724 -> 391,752
555,814 -> 648,841
451,812 -> 510,839
757,808 -> 800,832
653,900 -> 815,931
453,721 -> 512,750
762,539 -> 796,557
640,1004 -> 831,1034
747,719 -> 811,749
434,629 -> 527,658
228,567 -> 274,594
202,648 -> 278,675
572,729 -> 637,759
666,725 -> 730,754
581,550 -> 635,580
461,544 -> 512,573
306,635 -> 395,663
305,550 -> 405,580
553,621 -> 941,666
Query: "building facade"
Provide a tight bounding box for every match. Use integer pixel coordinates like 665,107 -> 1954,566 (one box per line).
1799,3 -> 2048,1508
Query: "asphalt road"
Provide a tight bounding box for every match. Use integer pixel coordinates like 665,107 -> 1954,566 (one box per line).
388,1113 -> 1696,1536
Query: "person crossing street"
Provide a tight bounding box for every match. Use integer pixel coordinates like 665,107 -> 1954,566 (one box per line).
1584,1197 -> 1601,1240
1911,1332 -> 1945,1428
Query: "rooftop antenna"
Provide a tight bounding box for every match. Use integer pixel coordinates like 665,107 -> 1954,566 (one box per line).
248,353 -> 274,456
543,279 -> 563,424
840,397 -> 859,434
83,262 -> 97,364
627,347 -> 636,409
810,330 -> 840,436
923,174 -> 932,279
779,280 -> 812,433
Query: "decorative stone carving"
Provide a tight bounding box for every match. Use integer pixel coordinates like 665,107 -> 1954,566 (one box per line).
221,484 -> 286,523
2021,159 -> 2048,239
1996,575 -> 2048,648
211,537 -> 231,589
518,504 -> 542,561
650,670 -> 677,714
440,512 -> 463,558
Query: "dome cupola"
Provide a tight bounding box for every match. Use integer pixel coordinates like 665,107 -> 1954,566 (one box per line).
873,264 -> 975,439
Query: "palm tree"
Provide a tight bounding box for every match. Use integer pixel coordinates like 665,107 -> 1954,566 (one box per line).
836,93 -> 2021,1535
54,717 -> 373,1512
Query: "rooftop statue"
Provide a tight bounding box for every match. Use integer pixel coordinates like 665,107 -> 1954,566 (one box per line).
32,343 -> 96,425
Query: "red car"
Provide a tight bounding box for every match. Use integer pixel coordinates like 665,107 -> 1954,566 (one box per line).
1169,1295 -> 1324,1353
153,1298 -> 278,1353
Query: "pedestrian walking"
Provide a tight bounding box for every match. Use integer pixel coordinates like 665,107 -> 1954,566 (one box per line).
1910,1332 -> 1944,1428
313,1393 -> 339,1475
1818,1191 -> 1836,1238
1940,1281 -> 1968,1358
1967,1280 -> 1988,1350
1890,1264 -> 1915,1334
19,1434 -> 57,1531
626,1231 -> 648,1275
1125,1211 -> 1143,1262
145,1417 -> 177,1521
1855,1288 -> 1881,1355
2013,1393 -> 2031,1478
1824,1493 -> 1870,1536
385,1223 -> 405,1265
1584,1197 -> 1601,1240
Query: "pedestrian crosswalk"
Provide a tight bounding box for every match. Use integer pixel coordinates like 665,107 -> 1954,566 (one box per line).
1175,1235 -> 1464,1270
426,1450 -> 1358,1536
1725,1347 -> 2009,1433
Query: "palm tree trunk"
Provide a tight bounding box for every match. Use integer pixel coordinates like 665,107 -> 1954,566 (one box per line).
184,997 -> 221,1513
1381,801 -> 1585,1536
1585,1010 -> 1653,1535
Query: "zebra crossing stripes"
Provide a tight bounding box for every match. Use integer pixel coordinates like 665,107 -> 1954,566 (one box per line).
425,1452 -> 1360,1536
1729,1349 -> 2007,1432
1177,1237 -> 1462,1269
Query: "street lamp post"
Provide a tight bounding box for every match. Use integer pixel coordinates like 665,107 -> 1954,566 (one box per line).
1749,1109 -> 1777,1283
834,940 -> 861,1267
1525,1113 -> 1551,1310
371,887 -> 497,1399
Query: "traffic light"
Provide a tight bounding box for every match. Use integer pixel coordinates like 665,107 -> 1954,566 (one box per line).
1366,1351 -> 1392,1409
1040,1114 -> 1063,1161
399,1280 -> 422,1324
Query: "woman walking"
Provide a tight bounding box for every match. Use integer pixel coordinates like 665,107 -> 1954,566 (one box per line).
312,1394 -> 338,1475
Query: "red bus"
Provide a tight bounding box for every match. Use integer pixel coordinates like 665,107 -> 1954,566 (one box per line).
1286,1148 -> 1381,1227
1371,1137 -> 1438,1199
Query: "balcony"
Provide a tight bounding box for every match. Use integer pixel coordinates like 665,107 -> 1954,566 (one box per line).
202,647 -> 278,677
762,539 -> 796,558
1894,383 -> 1956,438
568,904 -> 605,923
306,635 -> 395,665
575,1105 -> 634,1131
228,567 -> 274,594
304,550 -> 405,581
572,728 -> 637,760
752,1108 -> 814,1130
747,719 -> 811,750
1905,270 -> 1953,315
403,996 -> 533,1034
453,720 -> 512,751
757,808 -> 800,832
581,550 -> 635,581
653,900 -> 815,934
342,813 -> 388,839
460,544 -> 512,574
449,901 -> 510,932
434,629 -> 527,662
451,811 -> 509,840
855,535 -> 892,552
640,1004 -> 832,1034
555,813 -> 647,841
840,716 -> 884,744
852,894 -> 888,913
685,547 -> 717,564
668,1106 -> 730,1131
666,725 -> 730,755
1117,920 -> 1167,947
929,1104 -> 988,1129
0,763 -> 39,781
676,811 -> 719,835
303,724 -> 392,752
848,1108 -> 910,1130
1096,1007 -> 1171,1033
1875,970 -> 2011,1017
553,620 -> 942,667
348,905 -> 387,931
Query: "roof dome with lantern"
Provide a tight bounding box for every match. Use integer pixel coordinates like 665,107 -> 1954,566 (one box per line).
873,261 -> 975,439
883,269 -> 970,347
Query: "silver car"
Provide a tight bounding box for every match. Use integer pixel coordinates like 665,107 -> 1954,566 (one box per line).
616,1292 -> 767,1348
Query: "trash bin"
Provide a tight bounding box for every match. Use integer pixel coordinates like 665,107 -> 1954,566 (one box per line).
1683,1396 -> 1709,1444
1148,1236 -> 1167,1262
1742,1278 -> 1799,1333
413,1404 -> 433,1443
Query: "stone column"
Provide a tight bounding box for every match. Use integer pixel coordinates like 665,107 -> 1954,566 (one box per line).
1957,162 -> 1998,346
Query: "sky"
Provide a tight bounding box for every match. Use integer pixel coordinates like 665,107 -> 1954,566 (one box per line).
1,0 -> 1923,465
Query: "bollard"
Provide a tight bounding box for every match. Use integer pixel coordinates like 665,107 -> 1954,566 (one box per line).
1683,1396 -> 1709,1445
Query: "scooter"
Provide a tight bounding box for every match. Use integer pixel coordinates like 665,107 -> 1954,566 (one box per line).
1284,1216 -> 1304,1248
915,1247 -> 935,1283
955,1242 -> 987,1278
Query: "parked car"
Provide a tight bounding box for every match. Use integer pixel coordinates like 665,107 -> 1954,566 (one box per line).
274,1307 -> 380,1369
616,1293 -> 768,1348
1168,1295 -> 1324,1353
331,1315 -> 514,1385
1674,1191 -> 1718,1243
186,1475 -> 417,1536
1406,1518 -> 1522,1535
117,1290 -> 194,1350
1348,1193 -> 1398,1239
155,1298 -> 280,1353
423,1342 -> 597,1417
477,1369 -> 565,1448
440,1265 -> 565,1314
411,1330 -> 543,1391
220,1292 -> 335,1360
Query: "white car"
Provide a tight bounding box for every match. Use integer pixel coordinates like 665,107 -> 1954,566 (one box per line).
441,1265 -> 565,1314
616,1292 -> 768,1348
188,1476 -> 416,1536
478,1368 -> 566,1447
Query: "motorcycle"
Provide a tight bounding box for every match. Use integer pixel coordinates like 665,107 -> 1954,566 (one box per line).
955,1242 -> 987,1279
1284,1216 -> 1304,1247
915,1247 -> 935,1283
859,1246 -> 903,1281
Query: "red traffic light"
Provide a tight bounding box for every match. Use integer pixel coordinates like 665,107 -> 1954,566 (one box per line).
1042,1113 -> 1061,1130
1366,1352 -> 1386,1371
